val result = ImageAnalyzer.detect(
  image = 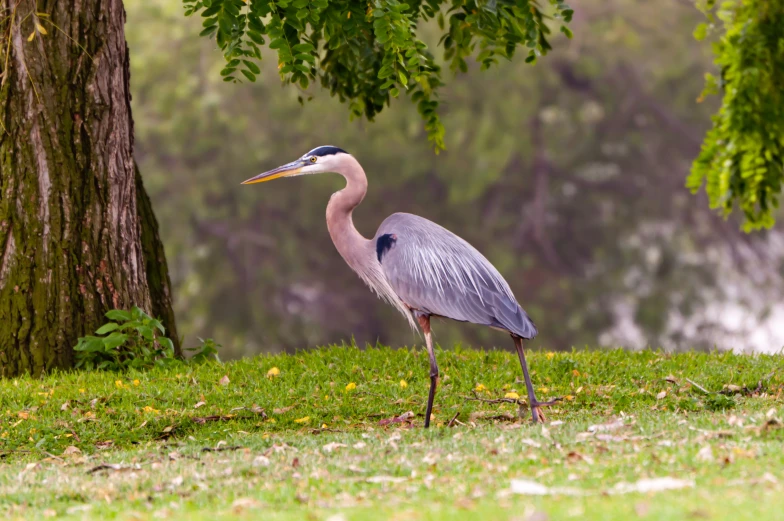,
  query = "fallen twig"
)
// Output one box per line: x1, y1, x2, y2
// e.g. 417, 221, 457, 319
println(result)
463, 391, 522, 405
192, 415, 235, 424
685, 378, 711, 395
87, 463, 140, 474
0, 450, 31, 459
463, 391, 563, 407
201, 445, 245, 453
379, 411, 415, 427
309, 427, 343, 434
